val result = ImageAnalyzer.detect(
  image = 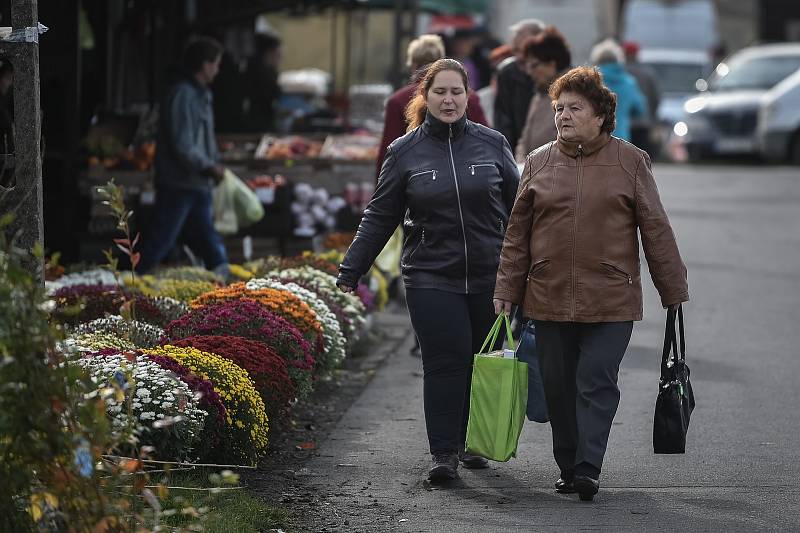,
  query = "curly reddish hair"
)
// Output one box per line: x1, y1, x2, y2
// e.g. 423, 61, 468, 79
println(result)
548, 66, 617, 135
